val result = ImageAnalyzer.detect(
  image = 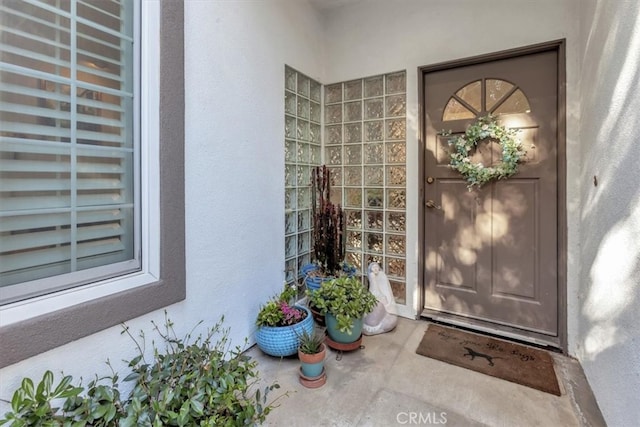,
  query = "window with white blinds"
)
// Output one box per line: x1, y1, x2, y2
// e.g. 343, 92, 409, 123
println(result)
0, 0, 139, 304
